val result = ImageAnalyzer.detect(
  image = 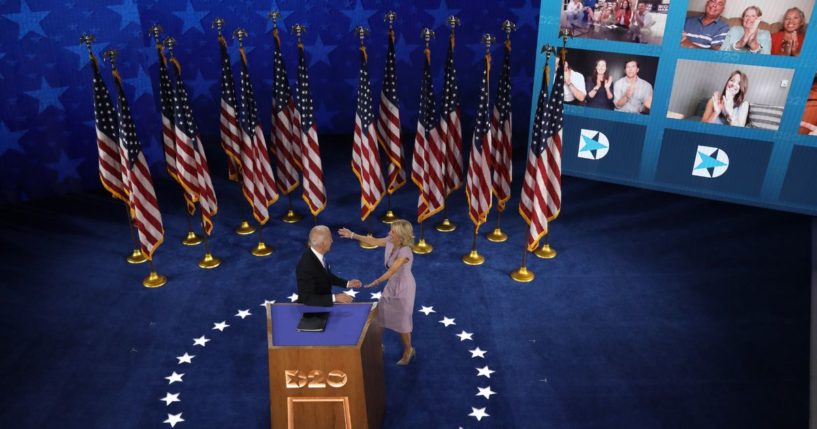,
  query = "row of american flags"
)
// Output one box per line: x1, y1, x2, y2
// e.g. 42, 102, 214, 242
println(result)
88, 20, 564, 263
